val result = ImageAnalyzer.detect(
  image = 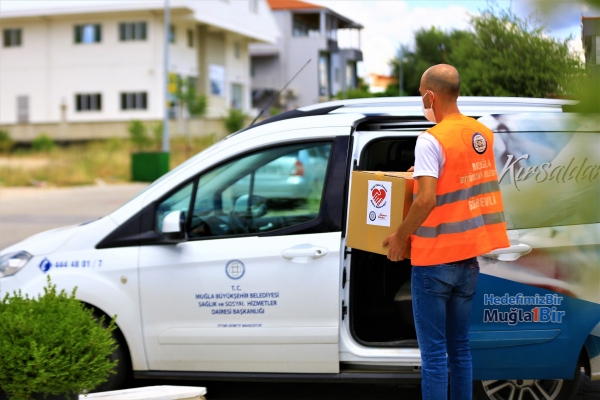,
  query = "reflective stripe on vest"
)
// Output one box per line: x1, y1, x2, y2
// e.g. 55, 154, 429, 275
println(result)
414, 211, 505, 239
413, 180, 500, 207
411, 114, 509, 266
